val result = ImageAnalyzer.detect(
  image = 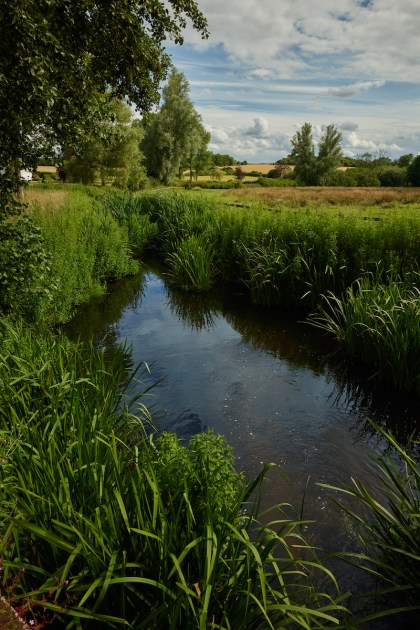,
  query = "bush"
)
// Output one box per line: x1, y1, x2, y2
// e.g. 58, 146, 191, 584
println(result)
257, 176, 298, 187
0, 196, 52, 321
407, 154, 420, 186
378, 167, 407, 187
322, 168, 381, 187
